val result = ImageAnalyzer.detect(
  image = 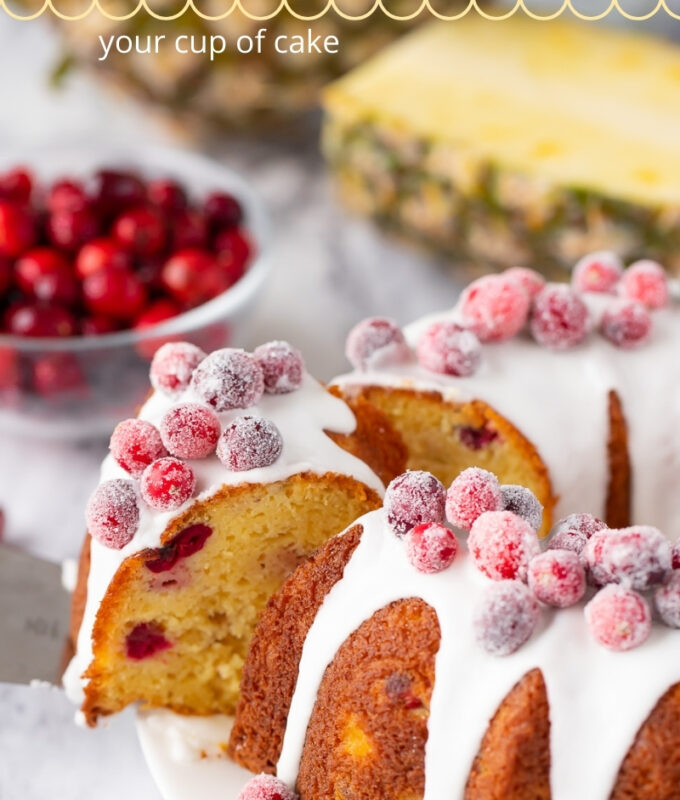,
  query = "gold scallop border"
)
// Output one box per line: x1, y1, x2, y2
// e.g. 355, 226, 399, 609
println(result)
1, 0, 678, 23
